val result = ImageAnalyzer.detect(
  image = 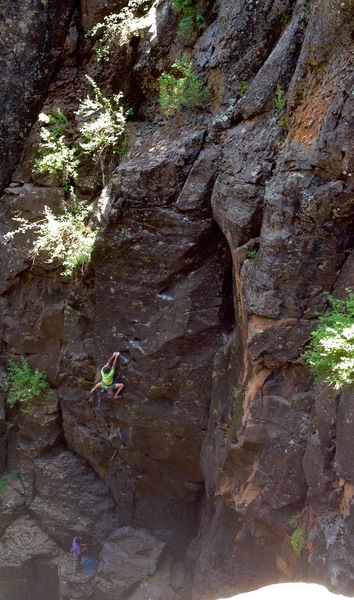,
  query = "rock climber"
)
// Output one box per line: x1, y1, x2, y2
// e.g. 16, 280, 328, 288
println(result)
90, 352, 124, 400
71, 536, 87, 575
